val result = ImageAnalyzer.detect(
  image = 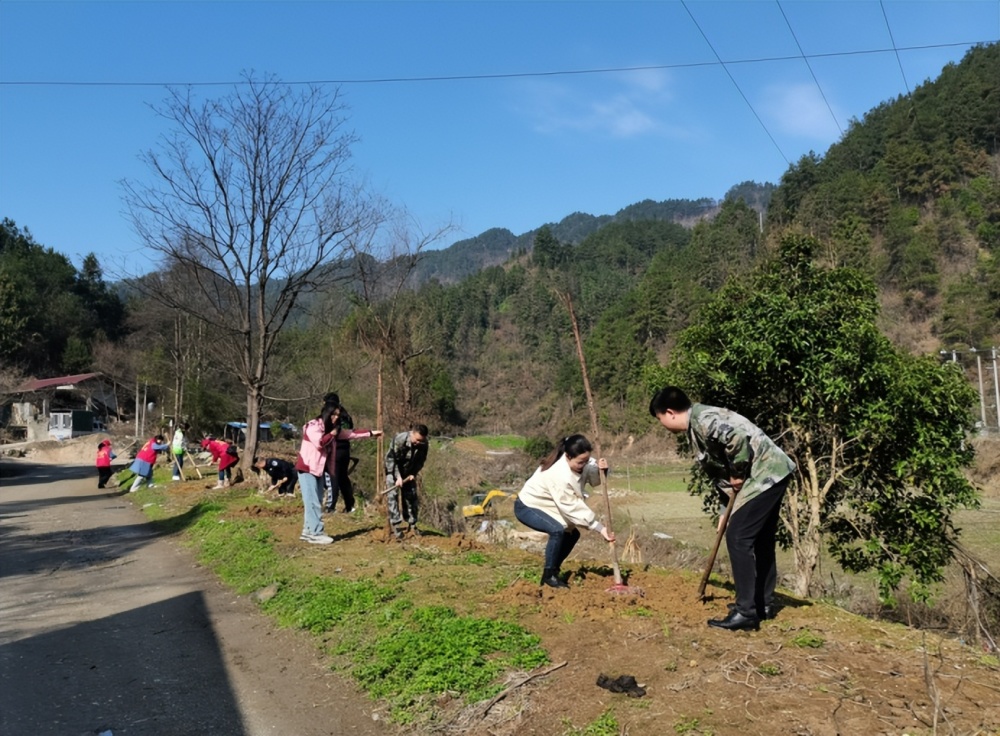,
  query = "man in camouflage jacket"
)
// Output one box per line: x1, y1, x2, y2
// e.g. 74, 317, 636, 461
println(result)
650, 386, 795, 631
384, 424, 429, 539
